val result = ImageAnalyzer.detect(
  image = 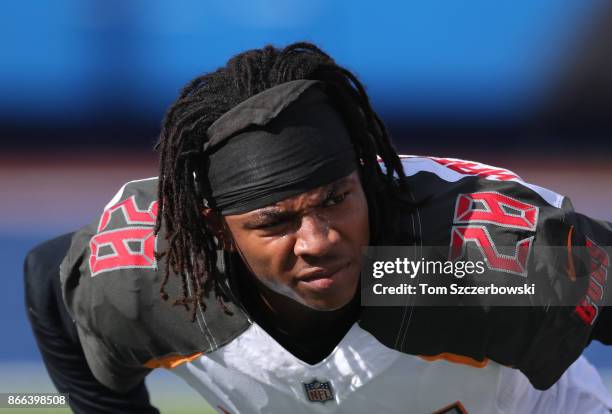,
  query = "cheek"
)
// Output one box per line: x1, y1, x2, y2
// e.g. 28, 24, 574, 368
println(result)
357, 198, 370, 243
234, 234, 296, 284
342, 190, 369, 246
